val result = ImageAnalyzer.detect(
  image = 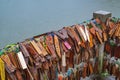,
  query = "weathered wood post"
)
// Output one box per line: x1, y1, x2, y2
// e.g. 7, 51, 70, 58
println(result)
93, 10, 112, 74
93, 10, 112, 22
